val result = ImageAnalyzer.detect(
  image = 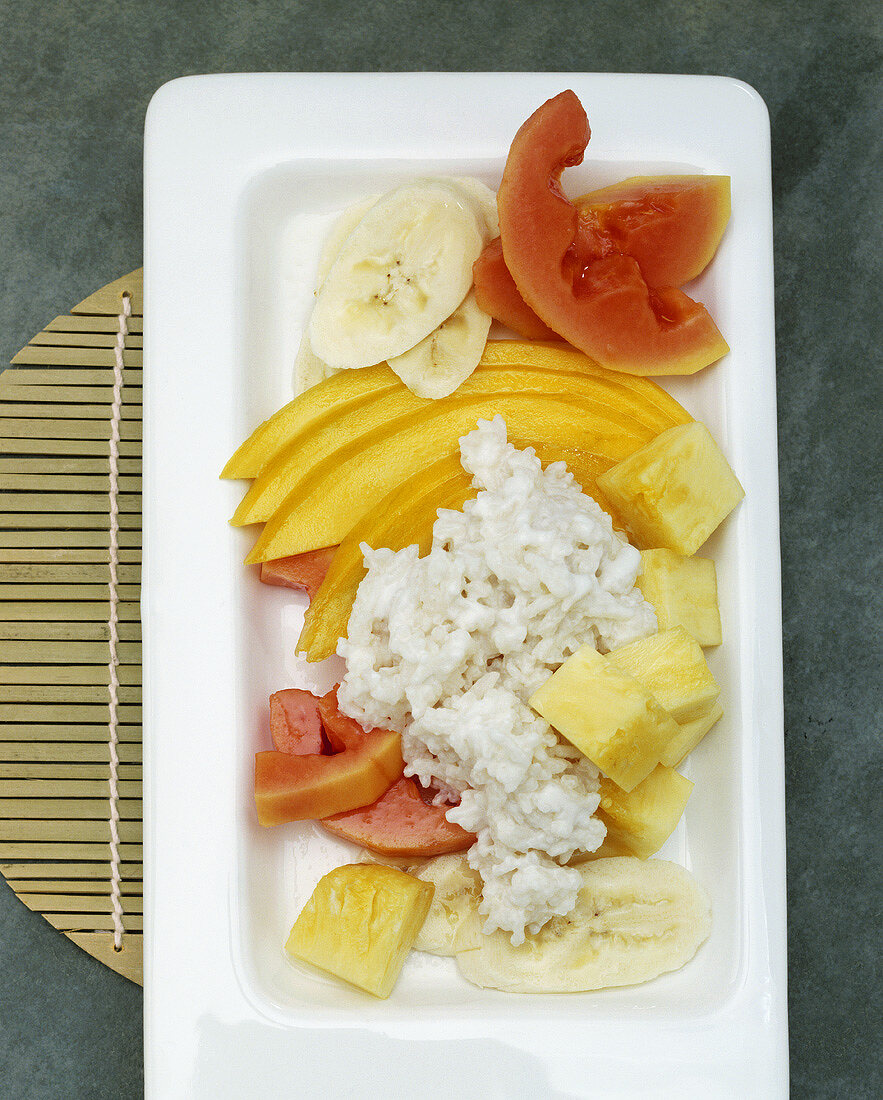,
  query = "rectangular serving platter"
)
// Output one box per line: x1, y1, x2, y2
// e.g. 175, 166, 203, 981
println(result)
143, 72, 787, 1097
